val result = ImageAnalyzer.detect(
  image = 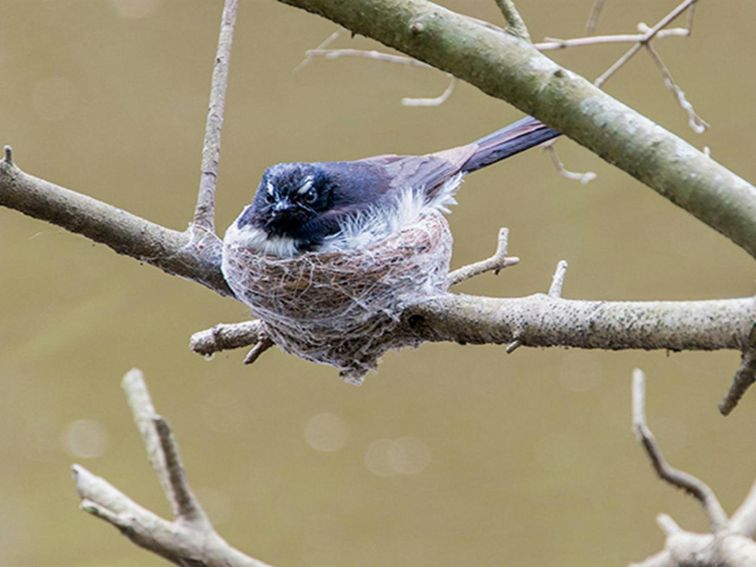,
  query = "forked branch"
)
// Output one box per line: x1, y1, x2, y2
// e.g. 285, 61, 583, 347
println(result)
630, 369, 756, 566
73, 369, 270, 567
447, 227, 519, 286
632, 369, 728, 532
